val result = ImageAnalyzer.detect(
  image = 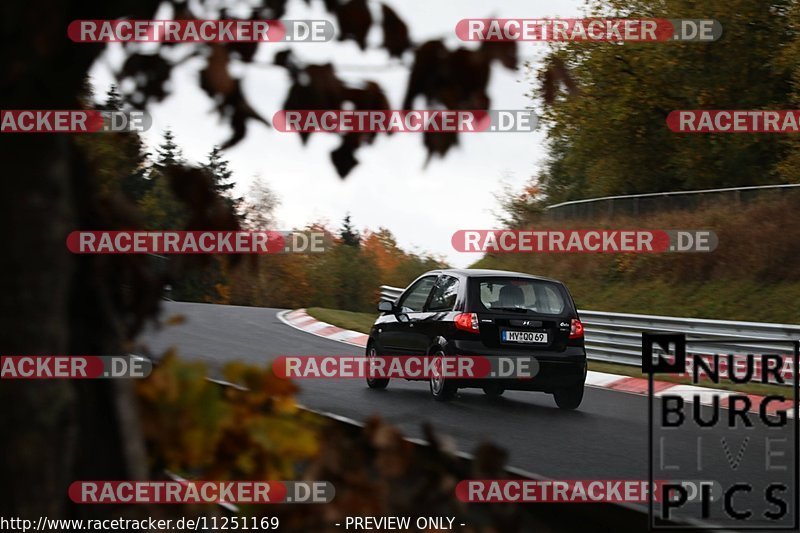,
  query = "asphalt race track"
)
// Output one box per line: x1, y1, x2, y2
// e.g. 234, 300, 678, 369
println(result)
138, 301, 797, 528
